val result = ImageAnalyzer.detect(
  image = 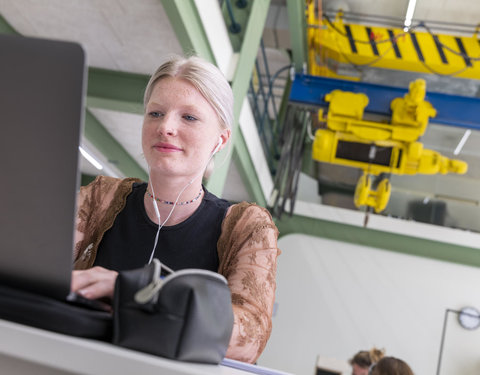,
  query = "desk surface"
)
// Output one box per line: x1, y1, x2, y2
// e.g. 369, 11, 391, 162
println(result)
0, 319, 291, 375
